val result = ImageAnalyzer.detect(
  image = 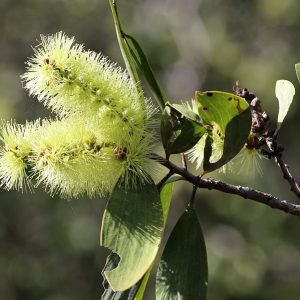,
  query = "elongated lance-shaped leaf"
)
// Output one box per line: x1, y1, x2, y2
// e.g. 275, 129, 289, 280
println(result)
108, 0, 143, 100
156, 207, 208, 300
159, 181, 175, 226
101, 181, 175, 298
195, 91, 251, 173
101, 182, 175, 298
275, 79, 295, 136
133, 267, 152, 300
109, 0, 167, 111
124, 33, 168, 110
134, 182, 175, 300
100, 178, 164, 292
